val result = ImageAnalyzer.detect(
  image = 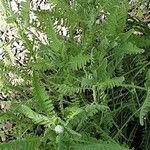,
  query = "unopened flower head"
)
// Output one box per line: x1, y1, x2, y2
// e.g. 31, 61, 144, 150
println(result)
54, 125, 64, 134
